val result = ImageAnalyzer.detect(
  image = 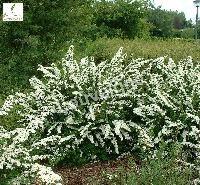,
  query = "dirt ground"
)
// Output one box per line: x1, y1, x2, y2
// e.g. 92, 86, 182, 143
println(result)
54, 156, 139, 185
